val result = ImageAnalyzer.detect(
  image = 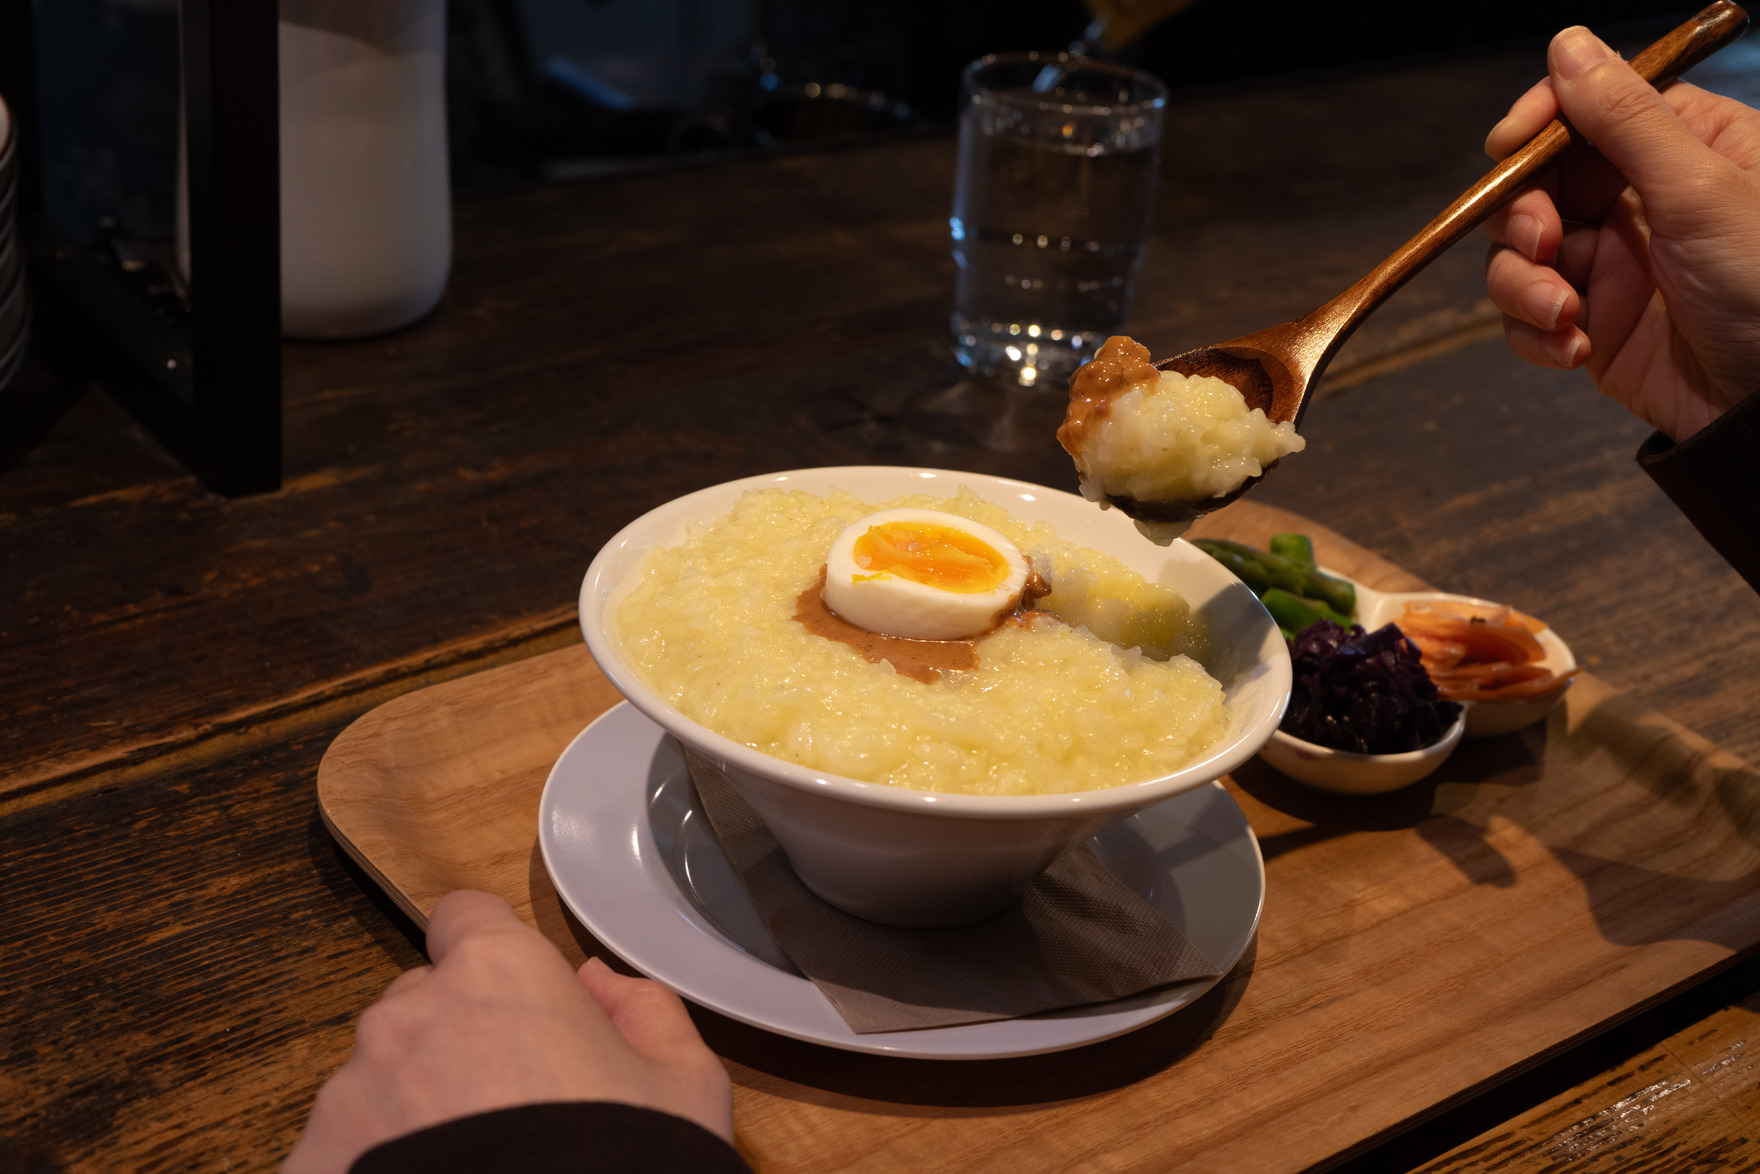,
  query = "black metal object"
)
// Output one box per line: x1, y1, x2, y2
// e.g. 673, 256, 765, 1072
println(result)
0, 0, 38, 225
0, 0, 282, 496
